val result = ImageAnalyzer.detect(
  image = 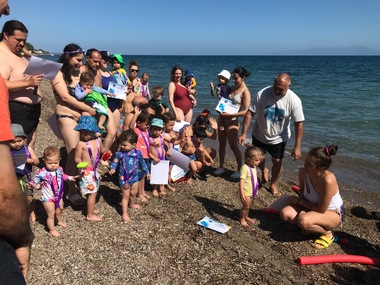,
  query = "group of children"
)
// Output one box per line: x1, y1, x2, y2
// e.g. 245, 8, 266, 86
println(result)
9, 63, 262, 237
